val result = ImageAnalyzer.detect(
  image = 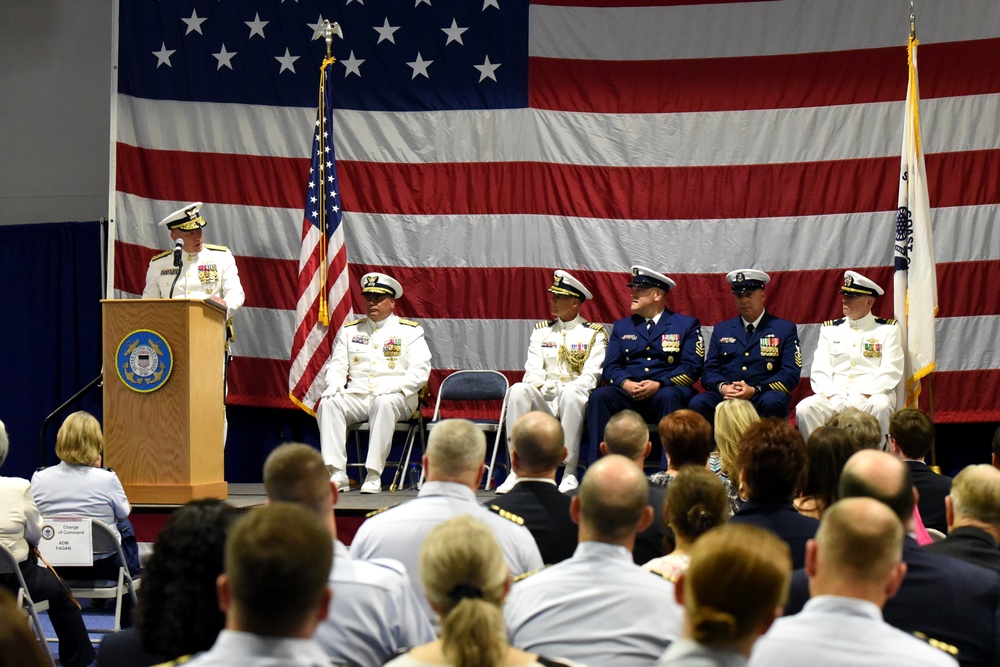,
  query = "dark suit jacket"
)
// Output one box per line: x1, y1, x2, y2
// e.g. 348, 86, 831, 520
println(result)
907, 461, 952, 533
487, 480, 577, 564
786, 536, 1000, 667
926, 525, 1000, 577
730, 500, 818, 569
565, 483, 668, 565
